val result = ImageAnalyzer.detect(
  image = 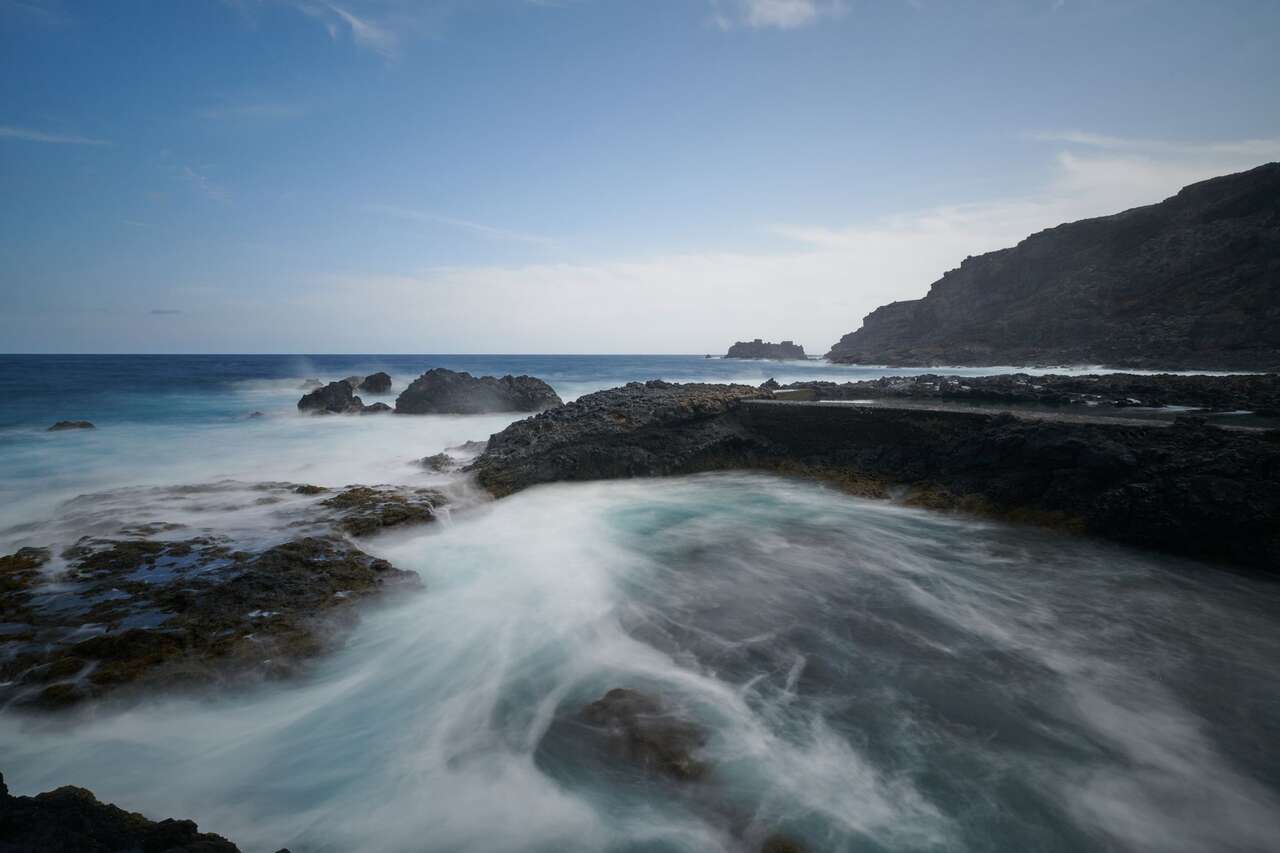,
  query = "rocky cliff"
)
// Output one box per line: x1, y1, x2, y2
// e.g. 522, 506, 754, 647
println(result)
826, 163, 1280, 369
